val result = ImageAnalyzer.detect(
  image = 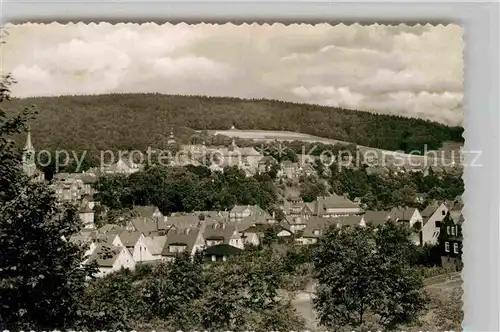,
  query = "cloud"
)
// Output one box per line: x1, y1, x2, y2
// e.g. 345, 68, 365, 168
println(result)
1, 22, 463, 125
